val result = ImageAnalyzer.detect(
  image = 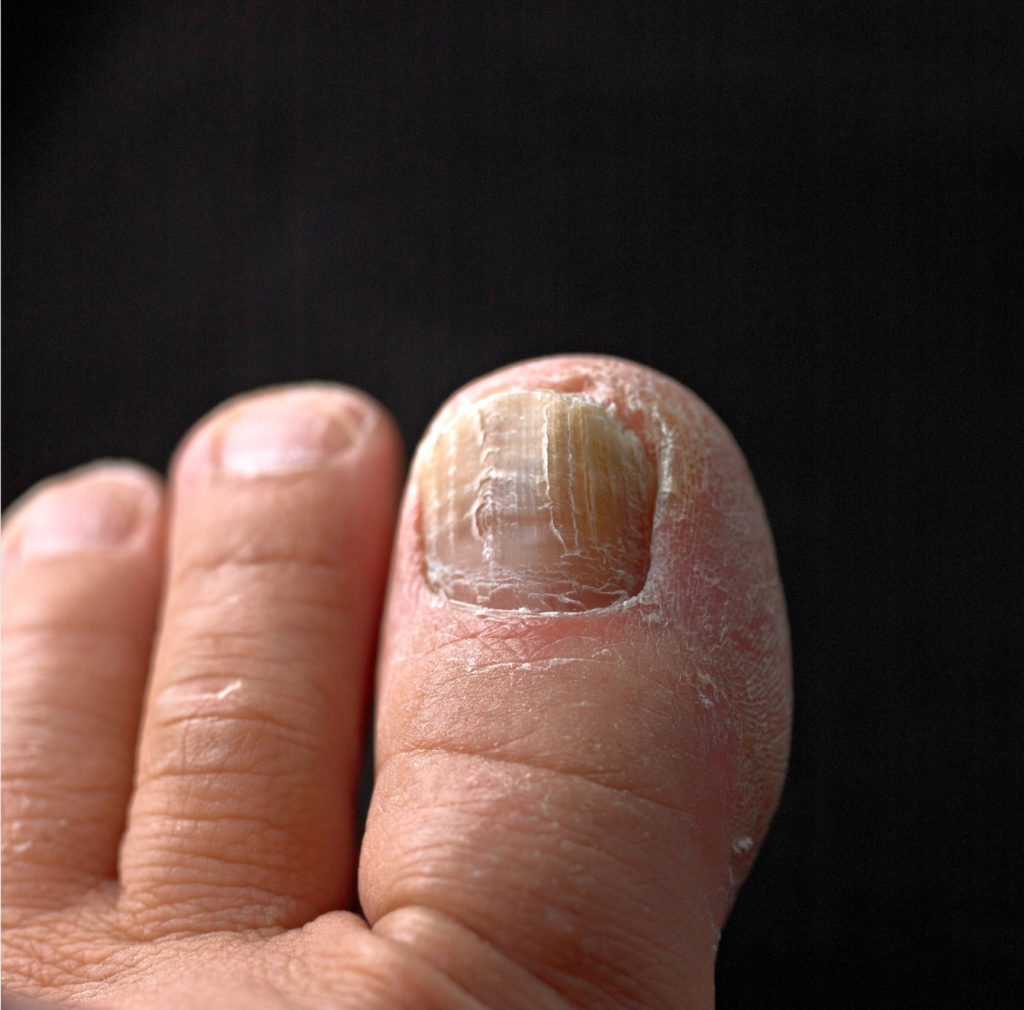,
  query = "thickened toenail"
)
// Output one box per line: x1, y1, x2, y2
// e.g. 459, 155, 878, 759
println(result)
10, 467, 152, 558
216, 392, 367, 477
417, 389, 656, 612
